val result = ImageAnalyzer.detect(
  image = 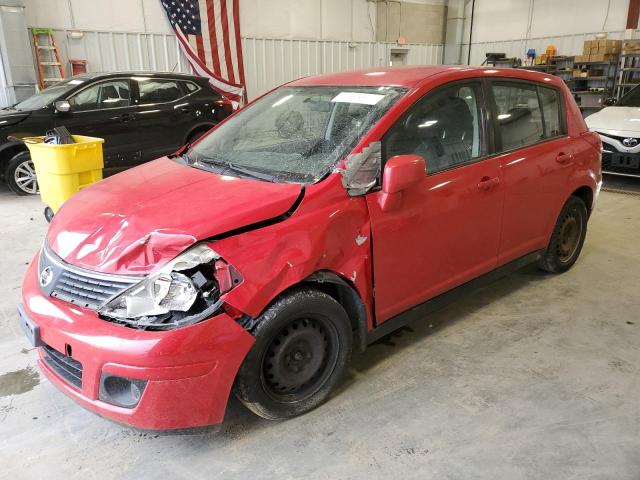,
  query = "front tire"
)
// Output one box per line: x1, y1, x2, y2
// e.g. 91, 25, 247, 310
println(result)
538, 195, 588, 273
5, 151, 38, 195
234, 288, 352, 420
